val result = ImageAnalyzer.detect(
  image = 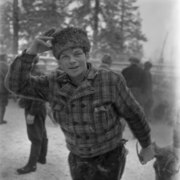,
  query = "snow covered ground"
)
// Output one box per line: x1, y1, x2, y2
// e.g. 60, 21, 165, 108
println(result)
0, 100, 179, 180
